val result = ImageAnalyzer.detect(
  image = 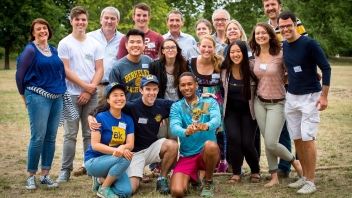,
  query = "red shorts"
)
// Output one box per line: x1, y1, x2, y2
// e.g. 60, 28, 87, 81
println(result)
173, 152, 220, 183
